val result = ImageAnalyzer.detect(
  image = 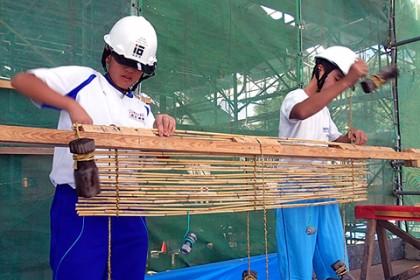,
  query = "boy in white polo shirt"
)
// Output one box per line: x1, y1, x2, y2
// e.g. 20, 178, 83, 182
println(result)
277, 46, 368, 279
11, 16, 175, 280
